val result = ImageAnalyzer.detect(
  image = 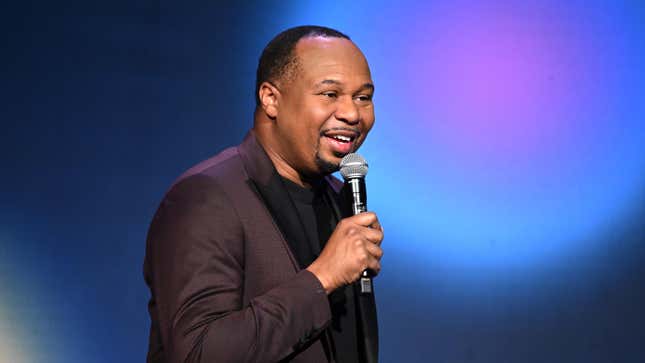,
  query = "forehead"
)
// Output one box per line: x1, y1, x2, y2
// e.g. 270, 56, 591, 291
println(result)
293, 36, 372, 86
